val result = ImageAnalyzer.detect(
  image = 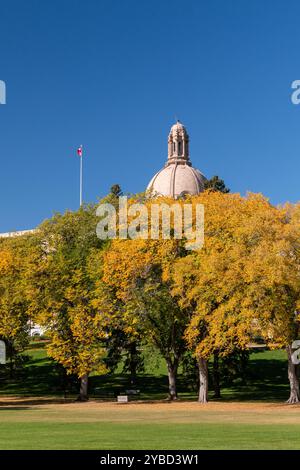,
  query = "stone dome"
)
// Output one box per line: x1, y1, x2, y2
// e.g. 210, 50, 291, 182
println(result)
146, 120, 206, 198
